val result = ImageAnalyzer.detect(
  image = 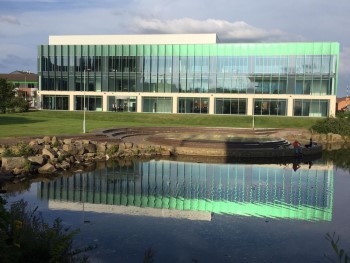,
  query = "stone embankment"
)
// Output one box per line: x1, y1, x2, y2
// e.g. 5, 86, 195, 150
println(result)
0, 136, 174, 177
